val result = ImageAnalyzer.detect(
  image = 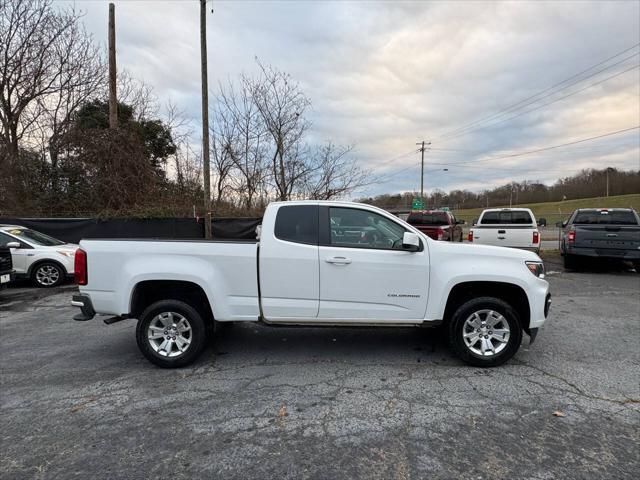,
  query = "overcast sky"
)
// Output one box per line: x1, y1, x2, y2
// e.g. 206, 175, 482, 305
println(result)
68, 0, 639, 197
